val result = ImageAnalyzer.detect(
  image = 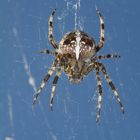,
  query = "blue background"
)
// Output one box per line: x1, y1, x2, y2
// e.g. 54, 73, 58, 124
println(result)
1, 0, 140, 140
